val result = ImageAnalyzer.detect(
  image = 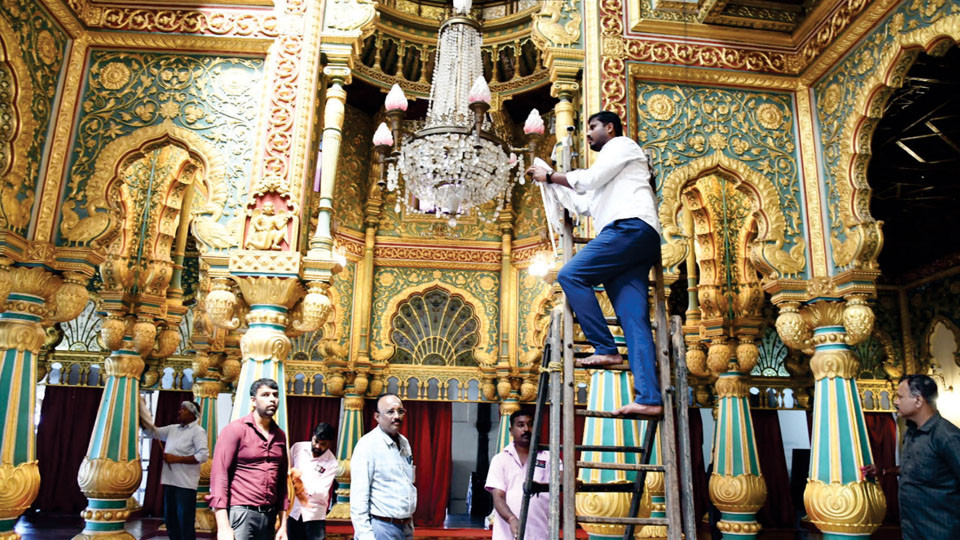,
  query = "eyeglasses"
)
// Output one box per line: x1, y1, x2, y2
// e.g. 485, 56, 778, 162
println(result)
380, 408, 407, 417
